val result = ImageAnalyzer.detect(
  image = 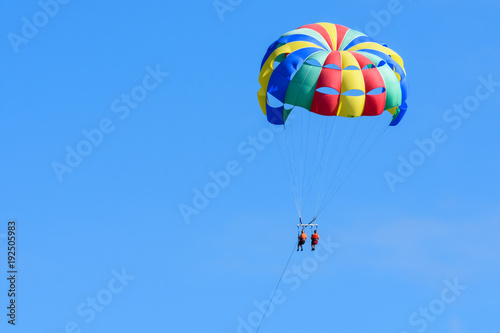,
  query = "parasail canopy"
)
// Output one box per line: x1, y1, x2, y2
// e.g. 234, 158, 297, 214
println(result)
258, 22, 408, 126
